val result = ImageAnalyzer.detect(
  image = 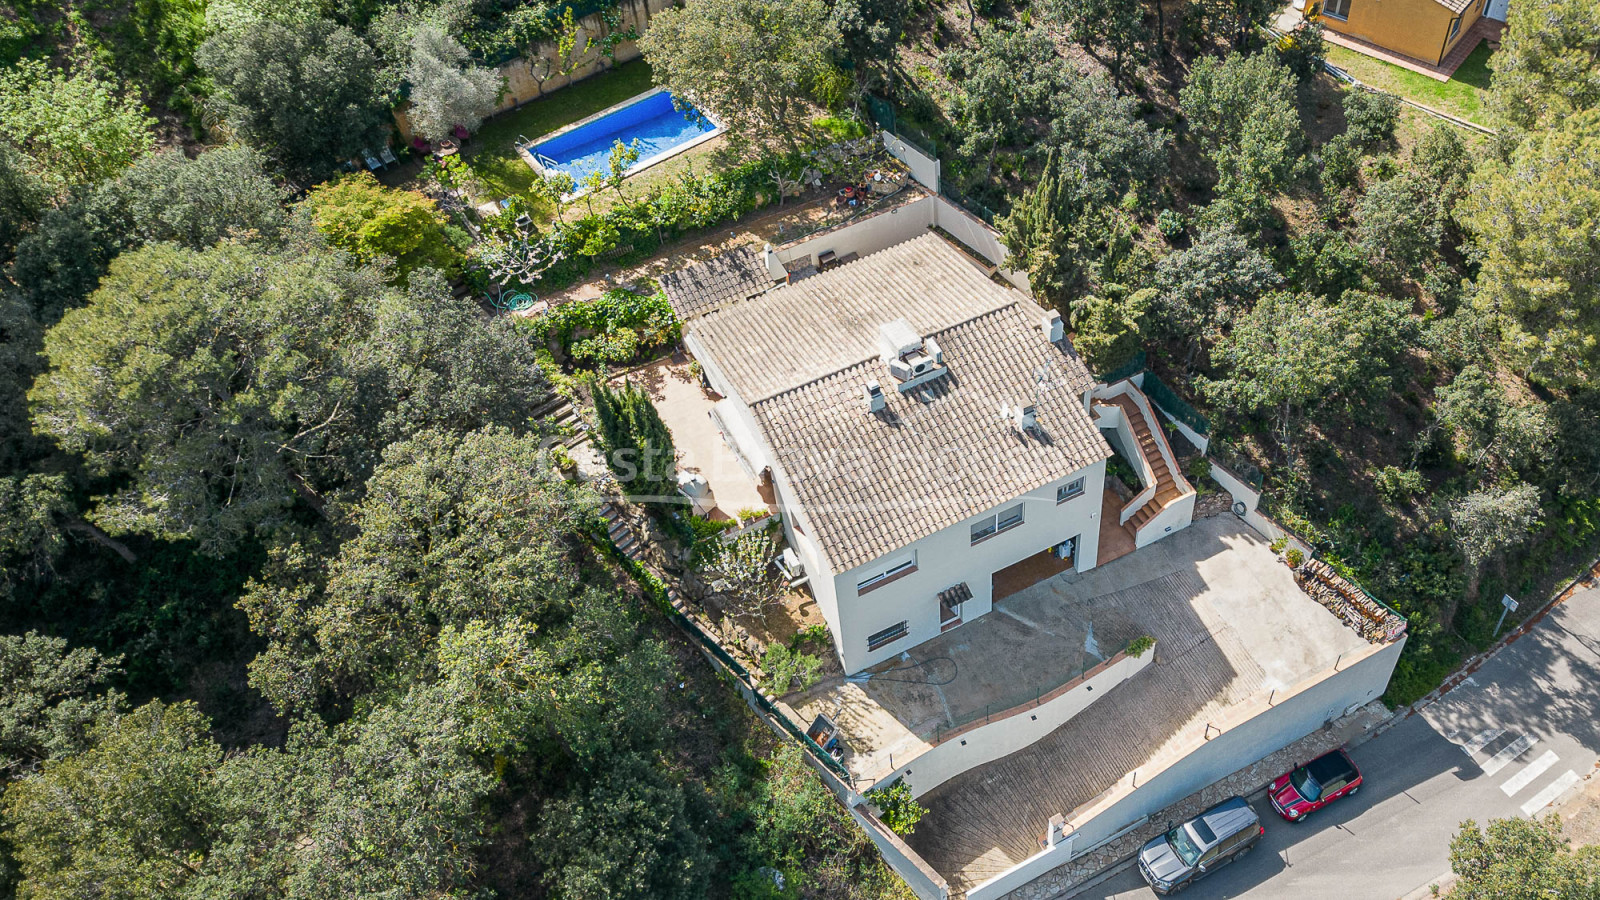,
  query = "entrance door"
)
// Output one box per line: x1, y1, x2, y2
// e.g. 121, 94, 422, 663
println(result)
1485, 0, 1507, 21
